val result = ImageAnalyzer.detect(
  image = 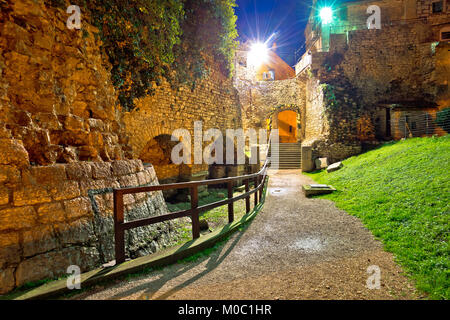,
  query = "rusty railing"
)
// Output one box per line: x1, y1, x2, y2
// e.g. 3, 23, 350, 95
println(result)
113, 159, 271, 264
